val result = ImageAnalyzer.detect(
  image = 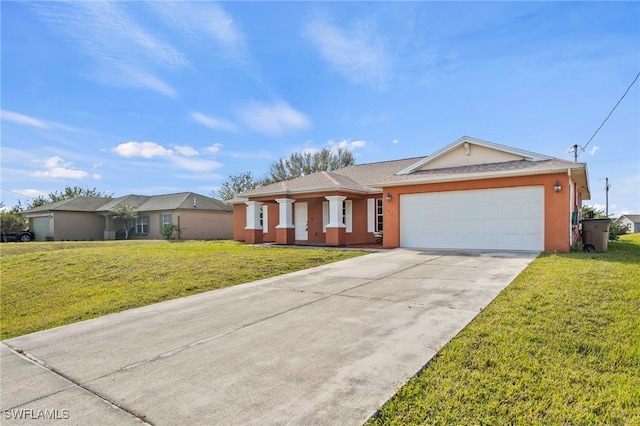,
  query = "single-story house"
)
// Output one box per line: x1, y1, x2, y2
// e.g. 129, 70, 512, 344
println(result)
230, 136, 590, 252
614, 214, 640, 233
22, 192, 233, 241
